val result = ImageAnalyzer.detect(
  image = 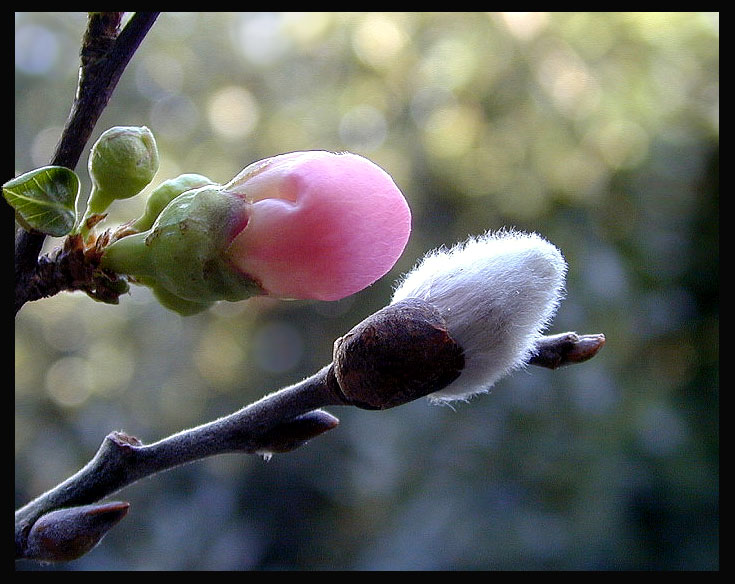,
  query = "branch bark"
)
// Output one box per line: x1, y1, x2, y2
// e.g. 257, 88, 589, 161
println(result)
14, 12, 160, 315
